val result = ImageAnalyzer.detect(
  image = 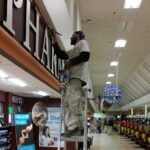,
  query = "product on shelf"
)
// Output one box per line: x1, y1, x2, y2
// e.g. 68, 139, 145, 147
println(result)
0, 126, 16, 150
